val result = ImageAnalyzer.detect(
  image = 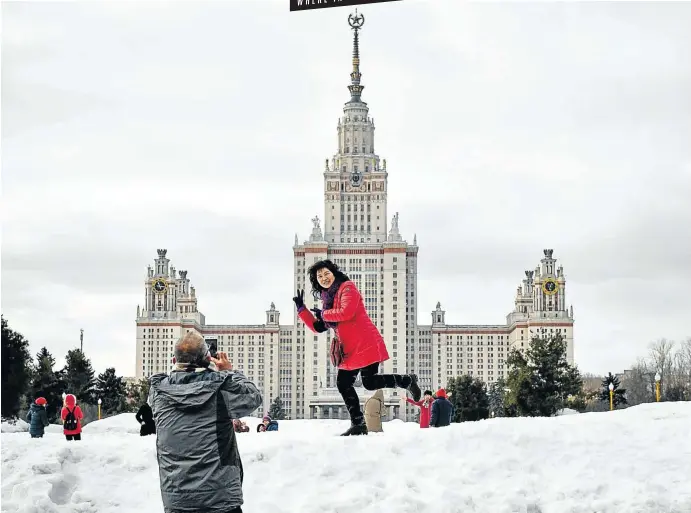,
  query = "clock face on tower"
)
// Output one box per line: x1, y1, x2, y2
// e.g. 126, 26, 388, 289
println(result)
542, 278, 558, 296
153, 278, 167, 293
